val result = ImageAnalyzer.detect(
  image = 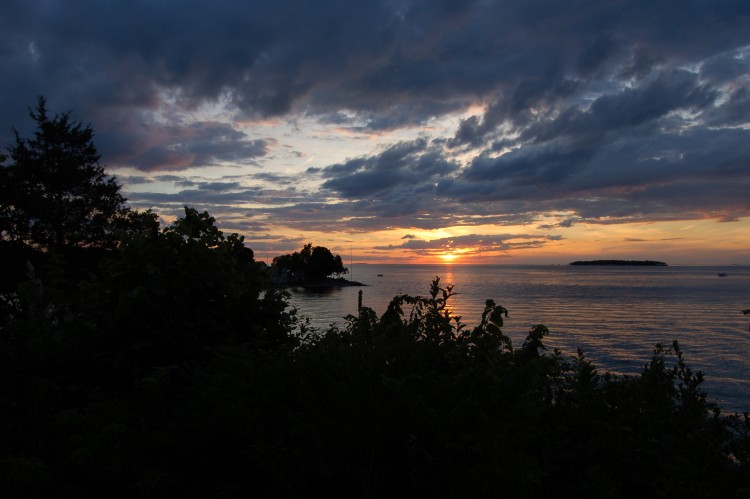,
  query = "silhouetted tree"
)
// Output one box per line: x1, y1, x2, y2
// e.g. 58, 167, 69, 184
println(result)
272, 243, 347, 281
1, 96, 127, 250
308, 245, 347, 280
75, 206, 292, 358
